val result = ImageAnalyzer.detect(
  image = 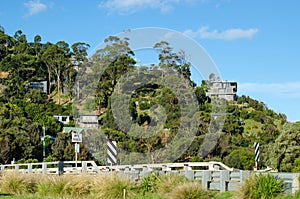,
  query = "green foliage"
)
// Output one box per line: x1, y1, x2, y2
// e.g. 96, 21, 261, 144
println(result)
236, 173, 285, 199
194, 85, 209, 105
139, 173, 211, 199
93, 175, 136, 199
190, 156, 203, 162
224, 149, 254, 170
0, 28, 89, 163
279, 191, 300, 199
43, 156, 58, 162
266, 123, 300, 172
0, 27, 294, 170
292, 157, 300, 172
130, 193, 166, 199
16, 158, 38, 169
138, 173, 160, 195
213, 191, 234, 199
